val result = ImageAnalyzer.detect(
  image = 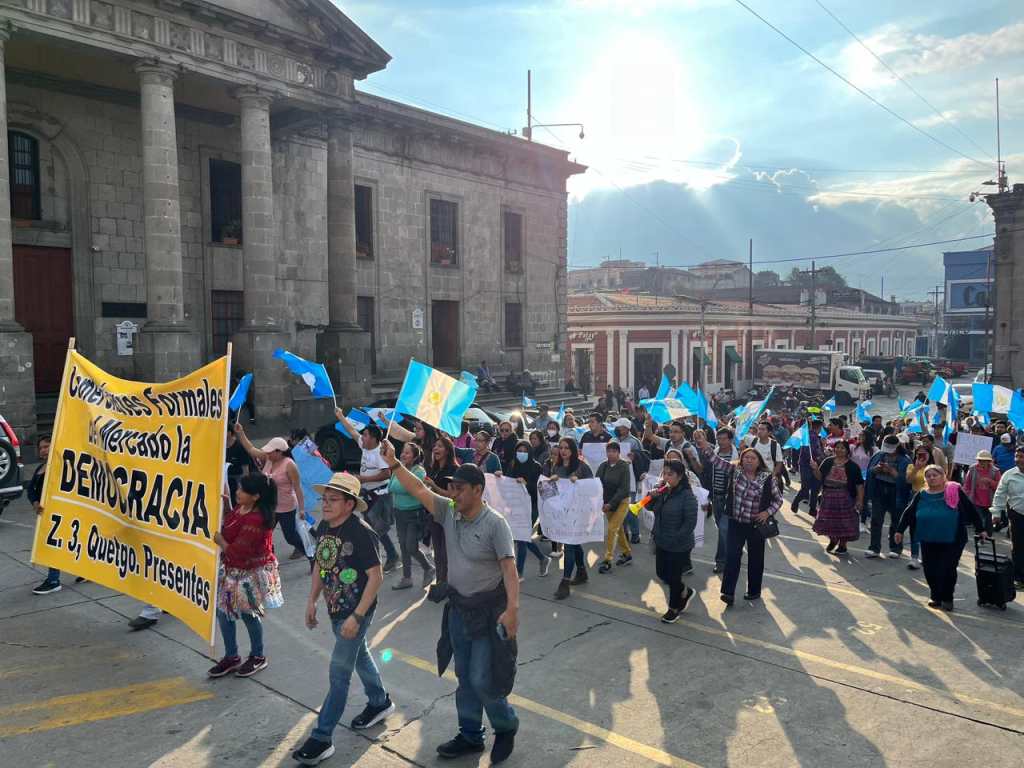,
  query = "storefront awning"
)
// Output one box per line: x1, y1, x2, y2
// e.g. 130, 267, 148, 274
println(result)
726, 347, 743, 365
693, 349, 711, 366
